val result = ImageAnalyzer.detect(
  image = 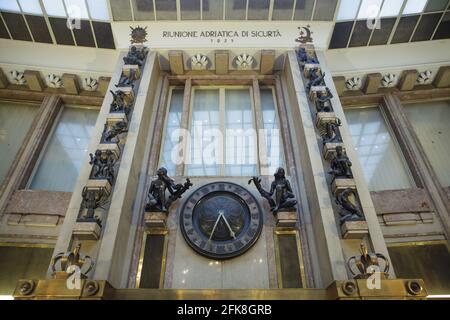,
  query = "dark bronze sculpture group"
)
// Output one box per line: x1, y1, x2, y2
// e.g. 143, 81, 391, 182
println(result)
145, 167, 192, 213
78, 42, 148, 224
298, 47, 365, 225
249, 168, 297, 214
